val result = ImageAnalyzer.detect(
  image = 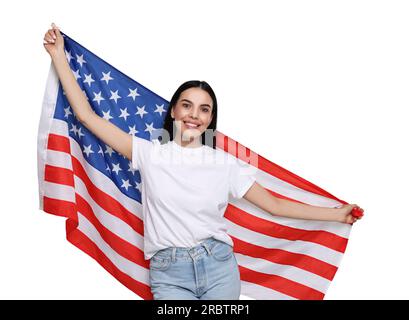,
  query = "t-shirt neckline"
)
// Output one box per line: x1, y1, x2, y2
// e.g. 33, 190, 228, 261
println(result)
170, 140, 206, 153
